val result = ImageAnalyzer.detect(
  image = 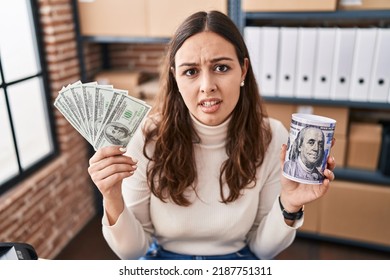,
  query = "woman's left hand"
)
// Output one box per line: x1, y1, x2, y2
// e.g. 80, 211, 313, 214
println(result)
279, 139, 336, 213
